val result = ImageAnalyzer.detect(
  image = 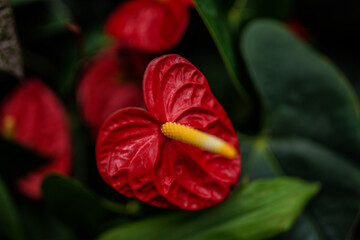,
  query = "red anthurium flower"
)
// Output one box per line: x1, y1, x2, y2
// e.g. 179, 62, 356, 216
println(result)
0, 79, 72, 199
181, 0, 194, 7
105, 0, 189, 53
96, 54, 241, 210
77, 45, 150, 135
